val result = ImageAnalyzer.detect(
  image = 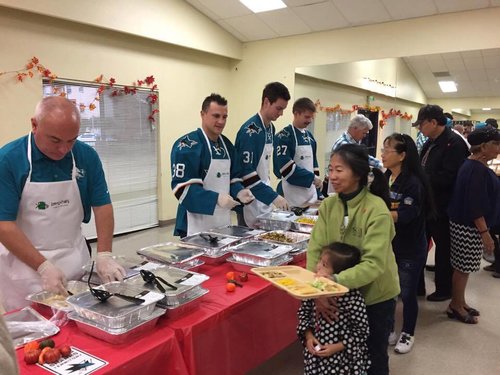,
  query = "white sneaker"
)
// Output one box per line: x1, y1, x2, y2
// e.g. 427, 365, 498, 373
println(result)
394, 332, 414, 354
388, 331, 398, 346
